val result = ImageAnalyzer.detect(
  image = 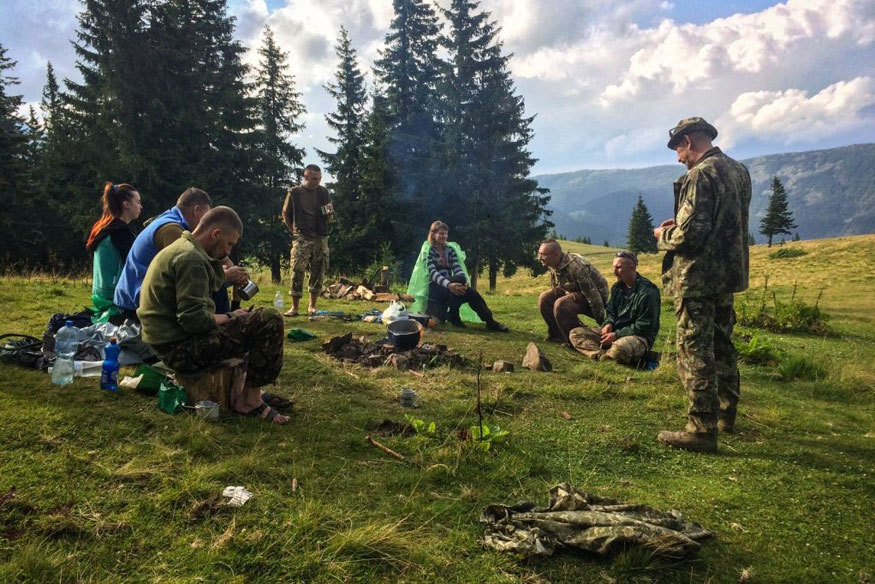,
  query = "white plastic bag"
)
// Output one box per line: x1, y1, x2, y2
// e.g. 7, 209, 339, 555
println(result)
382, 300, 409, 325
